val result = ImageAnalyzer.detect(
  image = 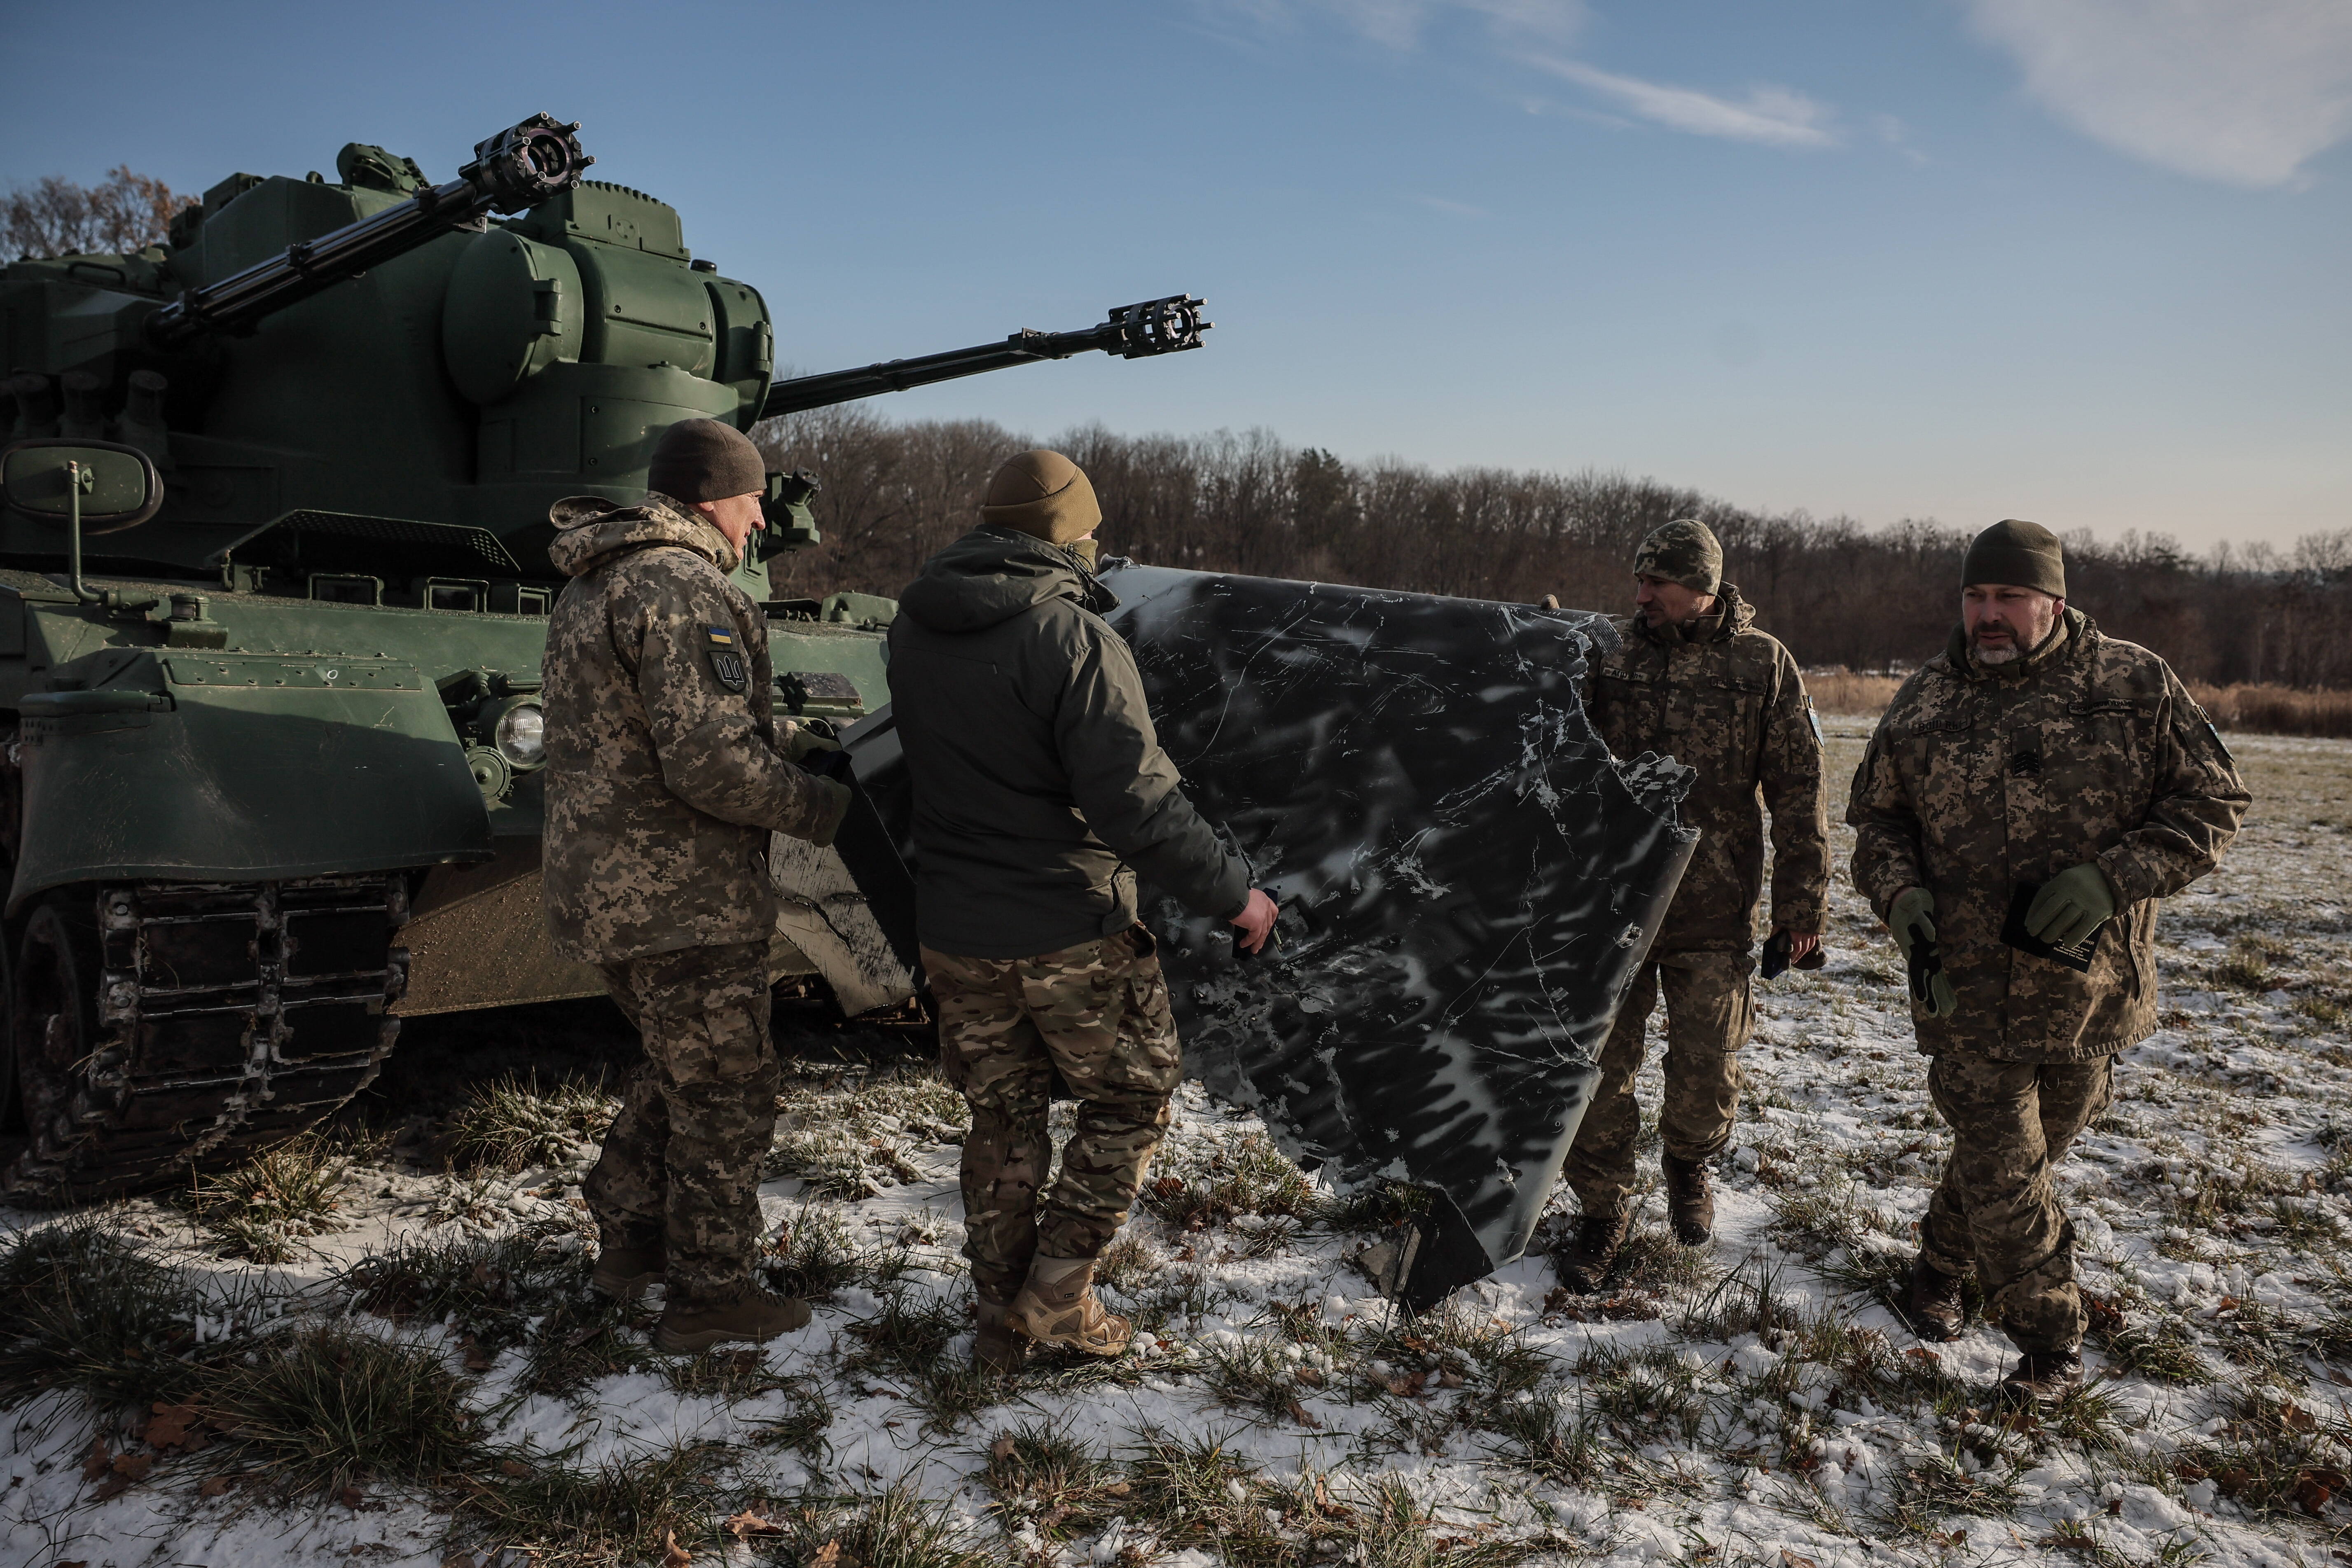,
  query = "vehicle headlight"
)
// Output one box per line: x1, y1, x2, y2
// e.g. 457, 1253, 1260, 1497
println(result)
493, 702, 545, 767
